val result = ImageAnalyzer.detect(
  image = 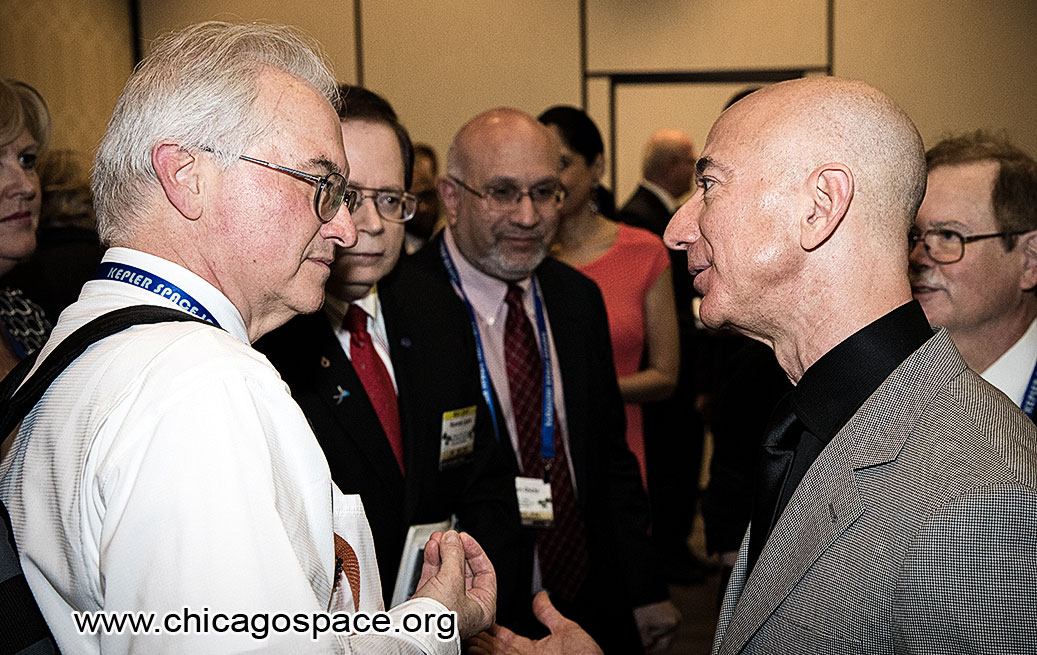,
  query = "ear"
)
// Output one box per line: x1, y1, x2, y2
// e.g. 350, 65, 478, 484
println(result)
152, 142, 206, 220
437, 176, 460, 226
1019, 230, 1037, 291
800, 163, 854, 251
